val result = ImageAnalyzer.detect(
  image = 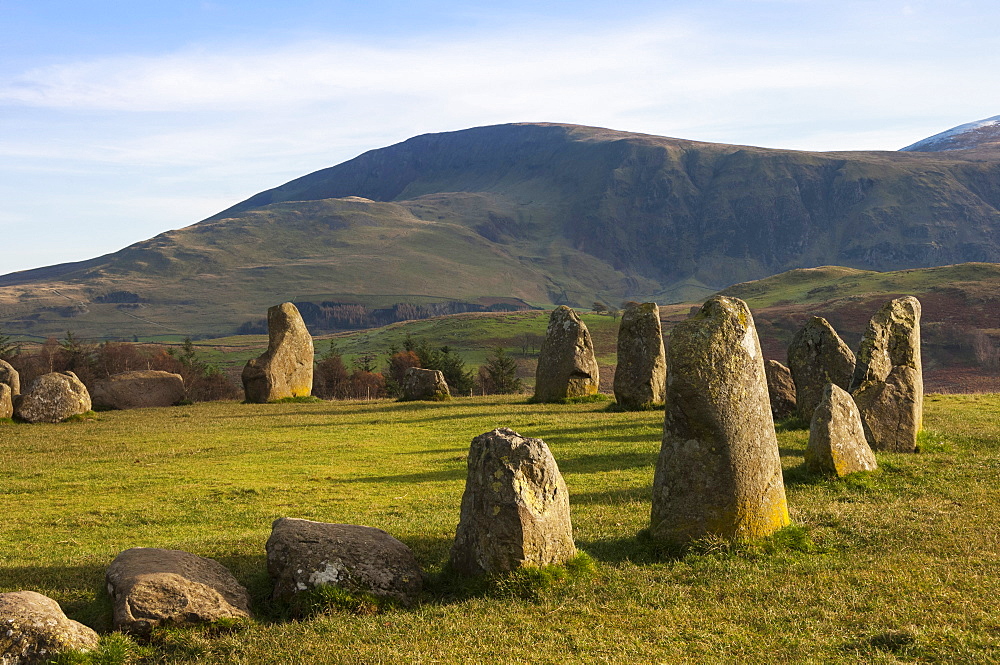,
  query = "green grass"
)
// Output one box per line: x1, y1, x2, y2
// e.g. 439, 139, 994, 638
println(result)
3, 394, 1000, 663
